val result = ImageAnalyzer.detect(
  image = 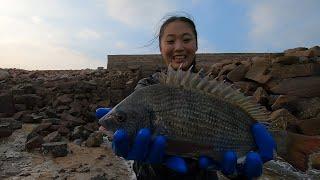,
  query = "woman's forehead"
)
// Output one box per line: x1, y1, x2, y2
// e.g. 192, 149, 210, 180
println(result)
162, 21, 195, 37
